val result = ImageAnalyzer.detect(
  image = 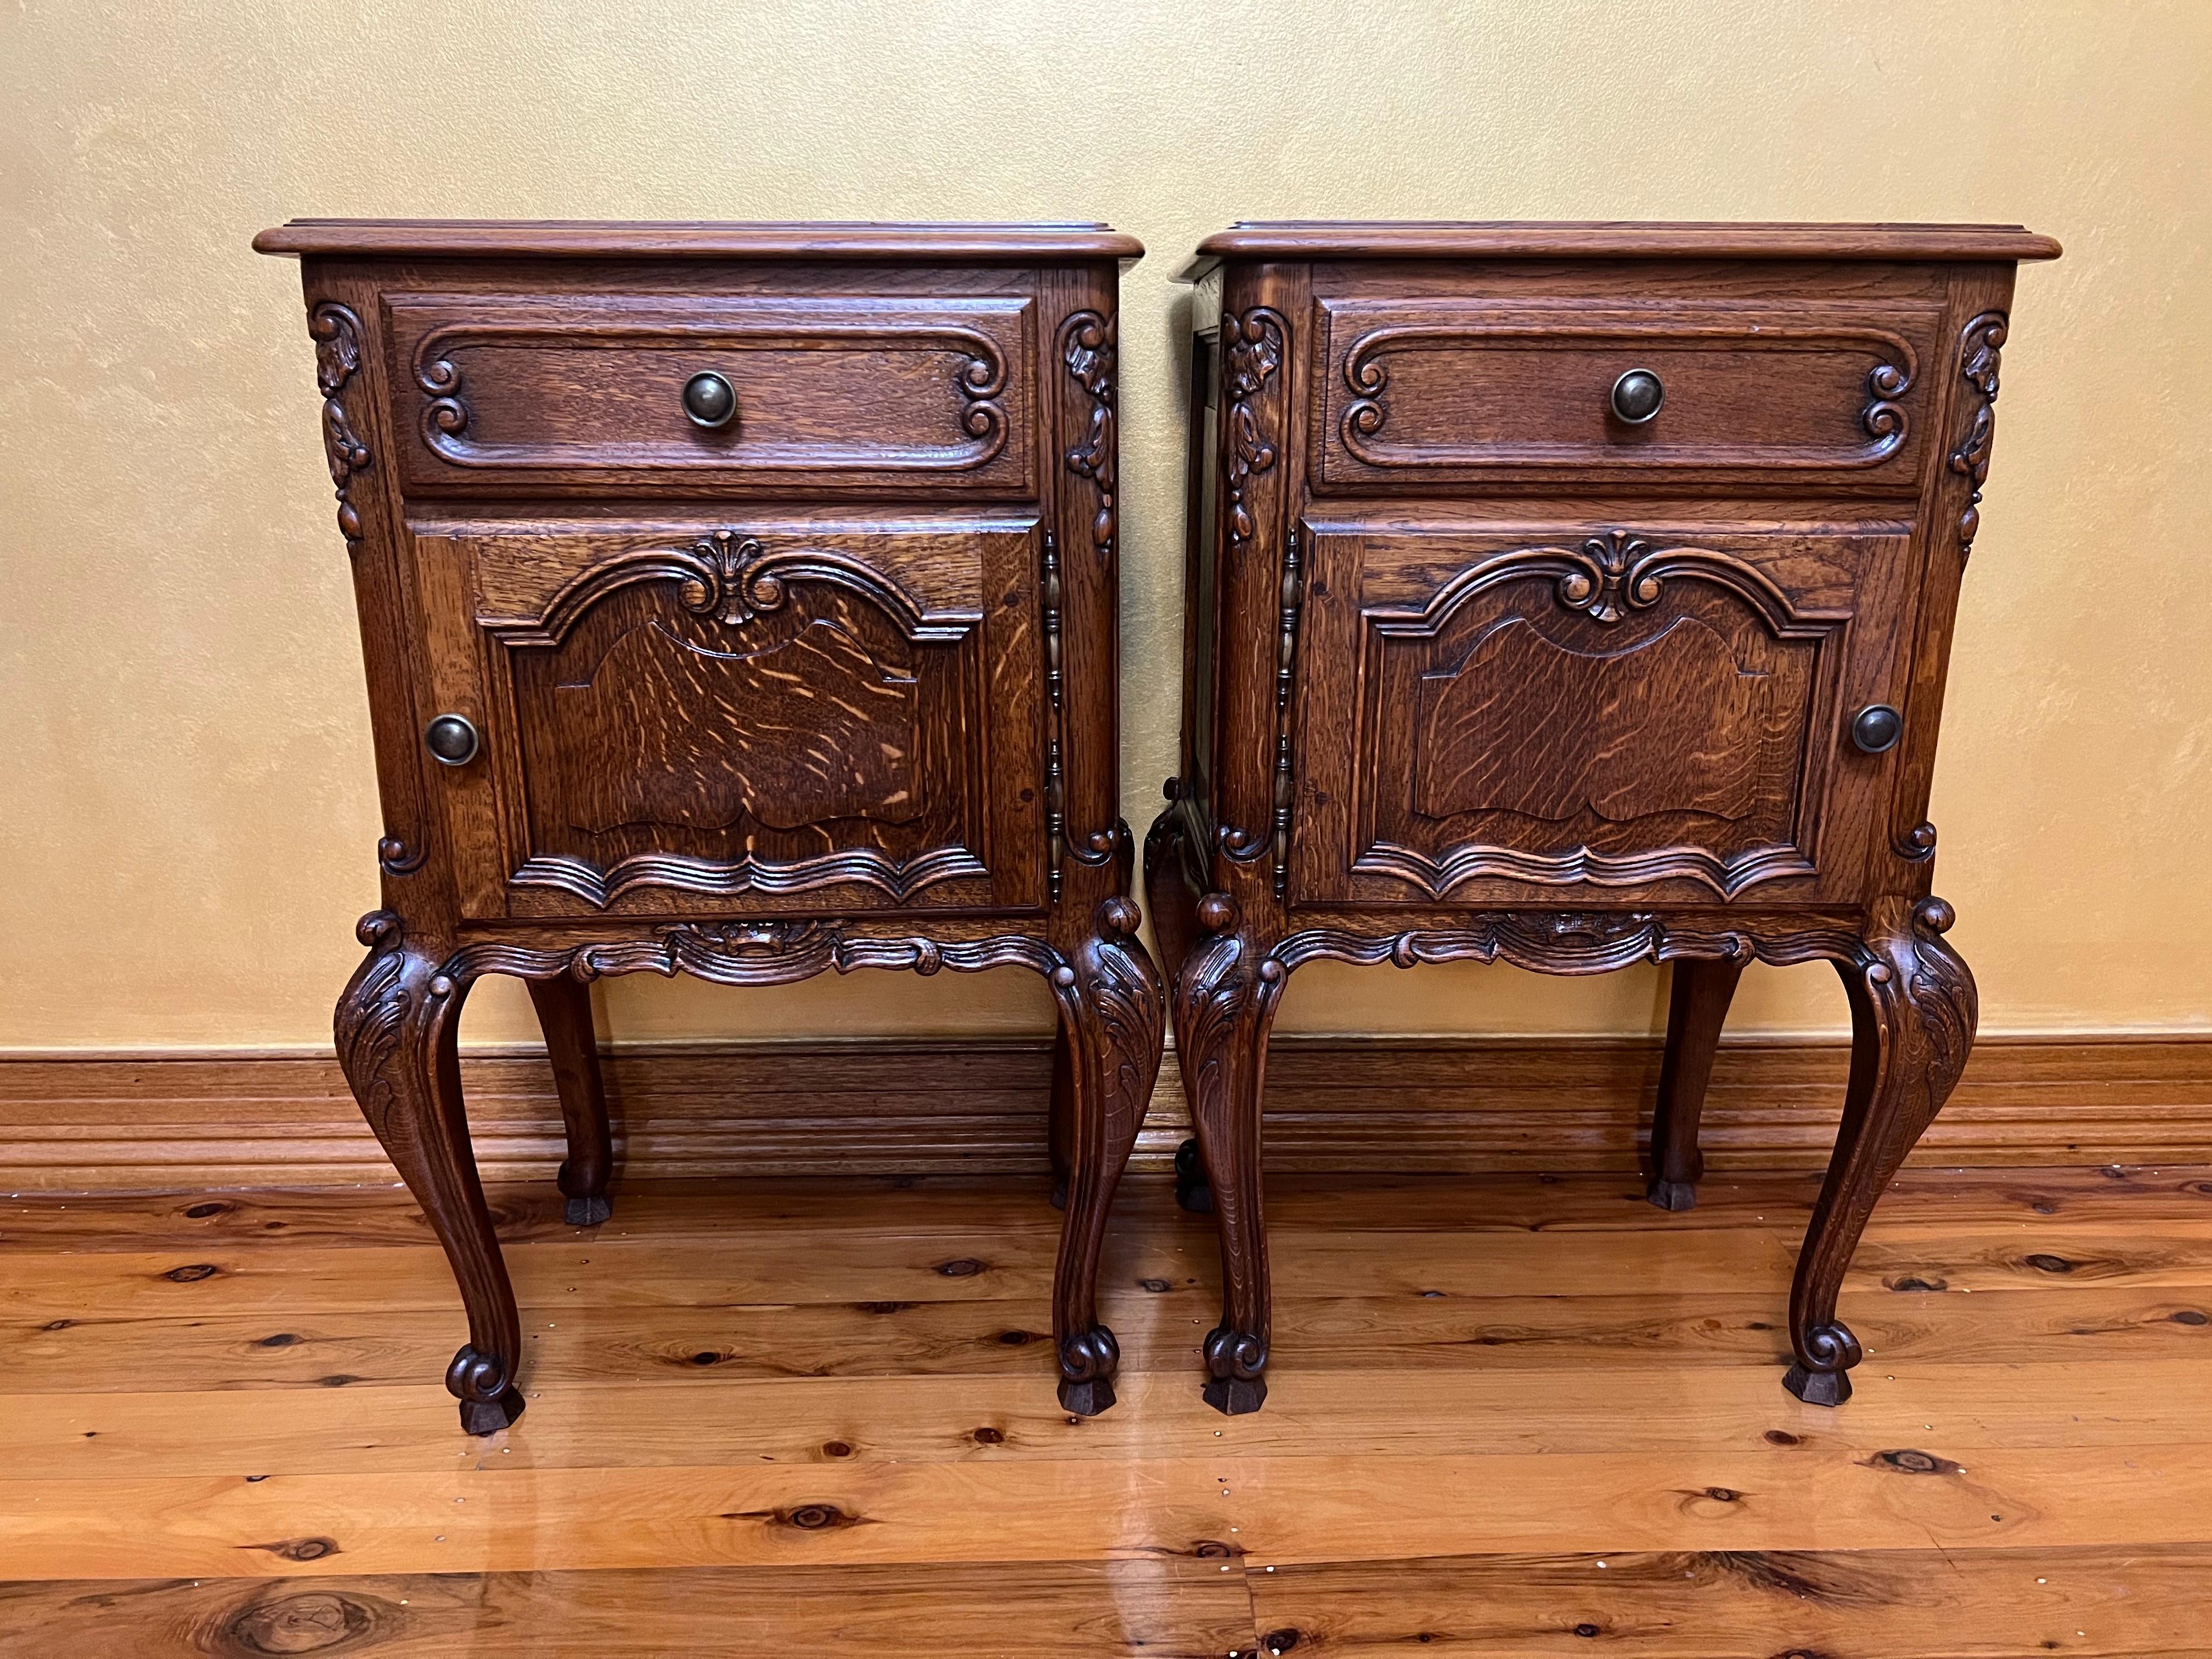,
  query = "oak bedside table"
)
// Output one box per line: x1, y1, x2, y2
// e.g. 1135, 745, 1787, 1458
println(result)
1146, 221, 2060, 1413
257, 220, 1164, 1431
